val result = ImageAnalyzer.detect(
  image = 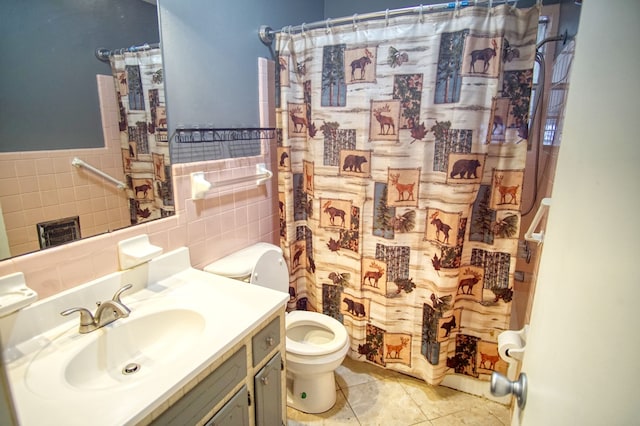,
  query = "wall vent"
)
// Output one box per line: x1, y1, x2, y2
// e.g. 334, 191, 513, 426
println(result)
37, 216, 81, 249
